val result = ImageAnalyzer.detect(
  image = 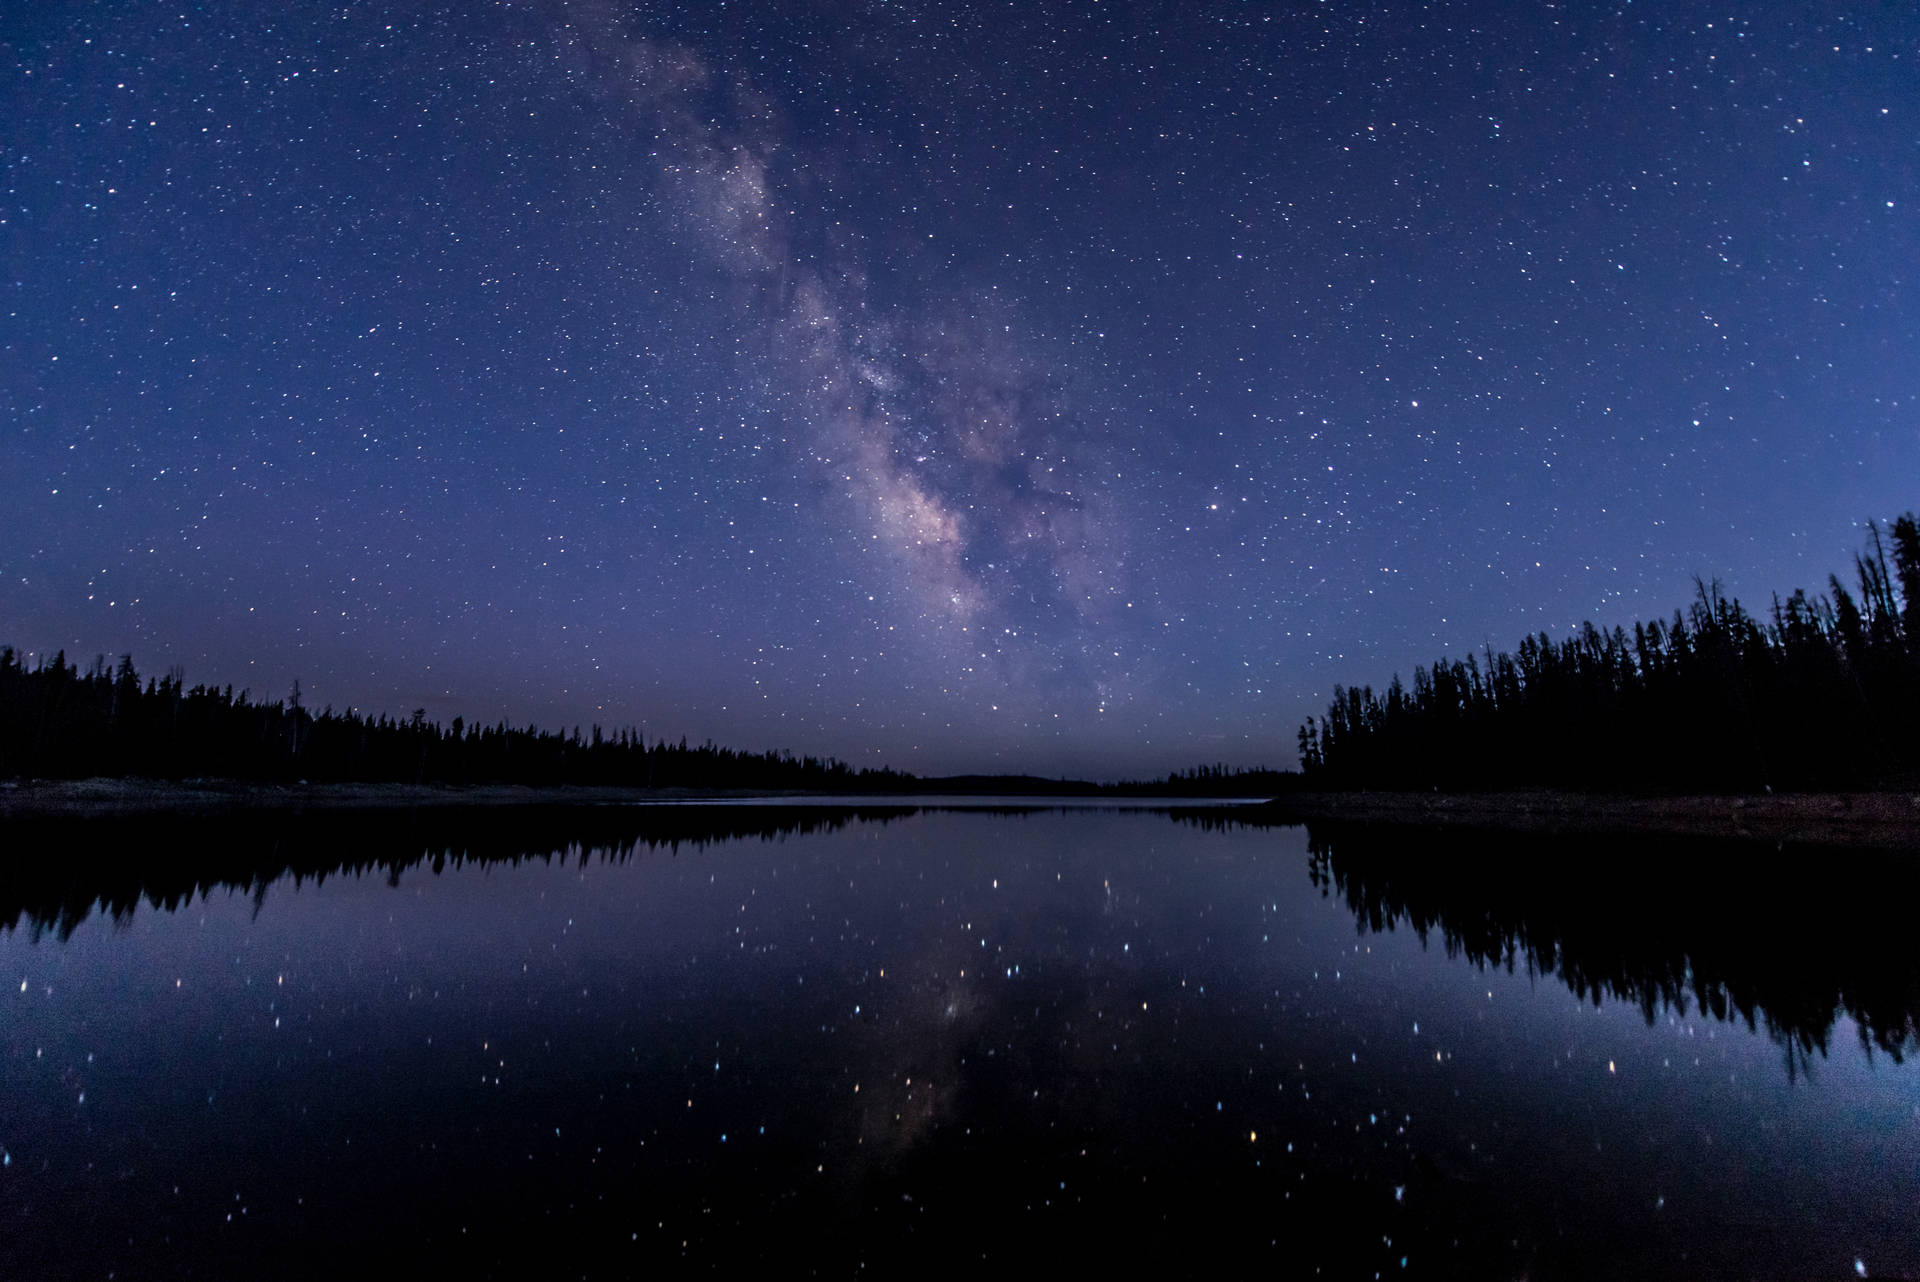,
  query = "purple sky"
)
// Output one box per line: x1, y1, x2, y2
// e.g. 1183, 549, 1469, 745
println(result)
6, 0, 1916, 777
